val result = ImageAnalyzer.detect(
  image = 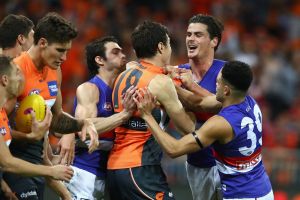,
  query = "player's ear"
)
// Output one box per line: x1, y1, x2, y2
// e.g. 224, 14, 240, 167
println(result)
157, 42, 164, 54
0, 74, 9, 87
210, 37, 218, 49
17, 34, 25, 45
95, 56, 104, 66
38, 38, 48, 48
